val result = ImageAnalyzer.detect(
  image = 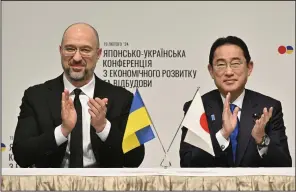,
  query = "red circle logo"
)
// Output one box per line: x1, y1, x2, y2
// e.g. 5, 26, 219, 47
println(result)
200, 113, 209, 133
278, 46, 286, 54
